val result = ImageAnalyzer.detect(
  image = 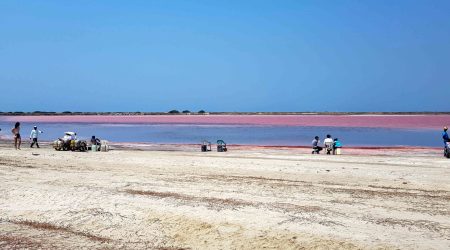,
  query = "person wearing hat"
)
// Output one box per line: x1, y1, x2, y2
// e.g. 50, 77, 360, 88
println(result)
30, 126, 43, 148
